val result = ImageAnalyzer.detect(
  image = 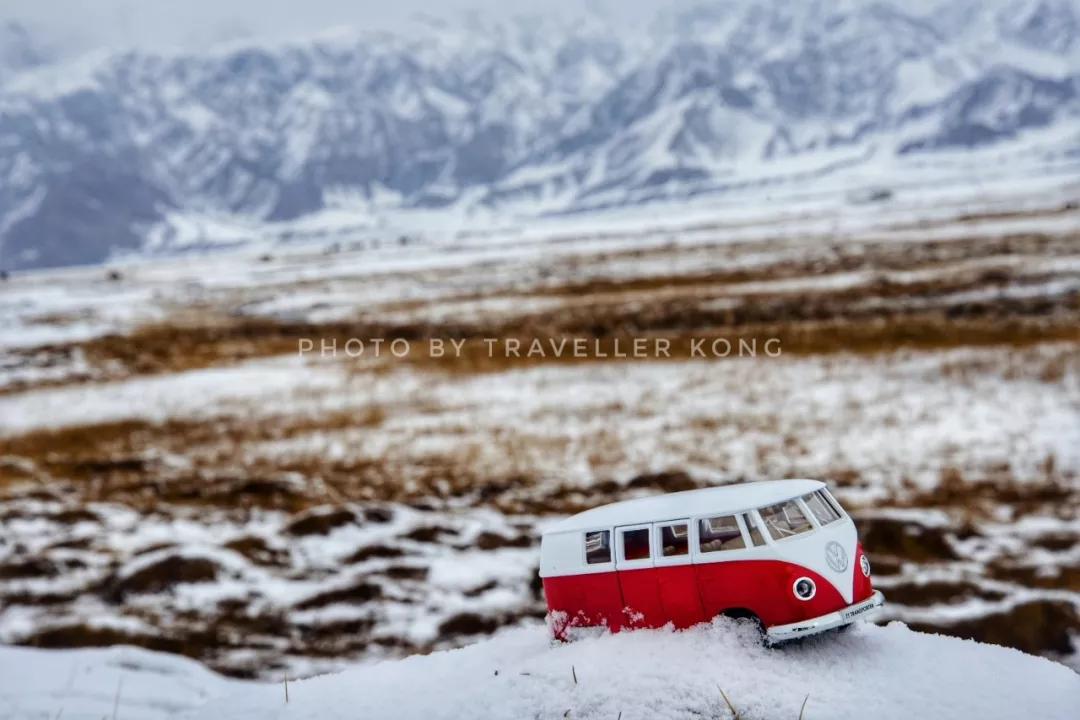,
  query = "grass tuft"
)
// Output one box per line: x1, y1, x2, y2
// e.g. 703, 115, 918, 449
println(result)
717, 686, 741, 720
